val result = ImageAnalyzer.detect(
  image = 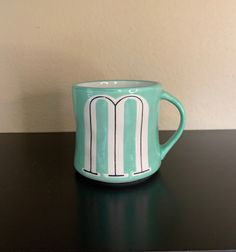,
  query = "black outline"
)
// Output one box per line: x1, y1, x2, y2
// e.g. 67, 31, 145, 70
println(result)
85, 95, 149, 176
108, 174, 125, 177
83, 169, 98, 175
133, 168, 150, 175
